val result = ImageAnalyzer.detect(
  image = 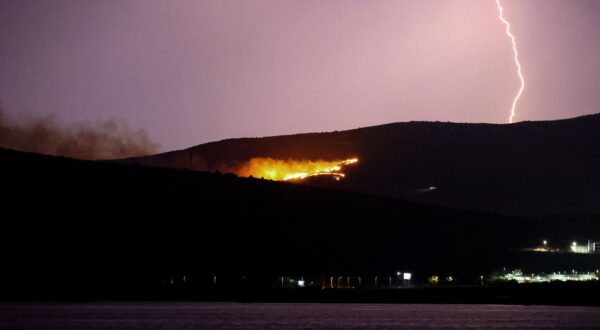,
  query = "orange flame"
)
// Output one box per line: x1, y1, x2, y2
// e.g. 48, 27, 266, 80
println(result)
236, 157, 359, 181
